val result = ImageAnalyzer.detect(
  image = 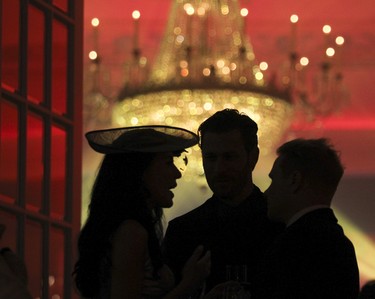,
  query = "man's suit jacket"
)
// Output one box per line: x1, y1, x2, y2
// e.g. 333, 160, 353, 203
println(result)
253, 208, 360, 299
163, 186, 284, 293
